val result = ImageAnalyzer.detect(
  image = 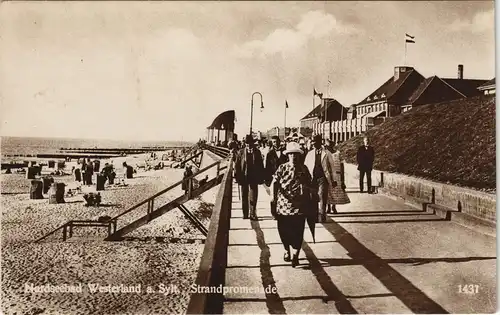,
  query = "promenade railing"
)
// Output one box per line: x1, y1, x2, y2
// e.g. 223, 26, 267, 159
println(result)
186, 146, 234, 314
202, 144, 231, 159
